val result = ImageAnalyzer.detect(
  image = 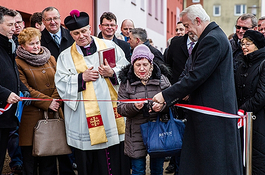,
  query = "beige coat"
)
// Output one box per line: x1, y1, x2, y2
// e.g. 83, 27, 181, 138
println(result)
16, 56, 63, 146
